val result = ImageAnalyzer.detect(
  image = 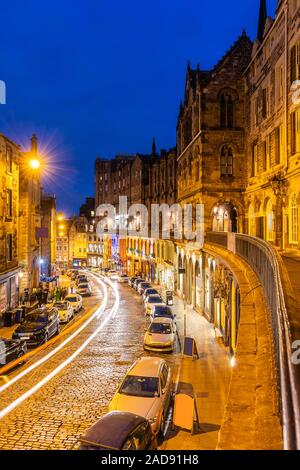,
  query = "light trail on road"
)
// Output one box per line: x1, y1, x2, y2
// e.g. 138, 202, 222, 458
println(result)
0, 276, 107, 395
0, 272, 120, 420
